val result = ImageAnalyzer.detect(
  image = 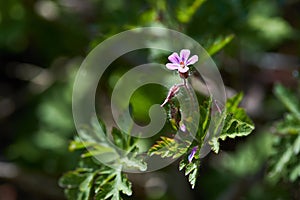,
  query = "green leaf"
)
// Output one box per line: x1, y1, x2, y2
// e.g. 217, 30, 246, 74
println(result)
188, 162, 200, 189
292, 134, 300, 155
270, 147, 293, 176
185, 162, 197, 176
79, 173, 94, 200
179, 159, 187, 171
60, 118, 142, 200
274, 84, 300, 119
179, 158, 200, 189
219, 113, 254, 140
69, 138, 86, 151
269, 136, 300, 181
276, 114, 300, 135
100, 171, 132, 200
61, 161, 133, 200
178, 145, 201, 189
197, 97, 212, 140
177, 0, 206, 23
148, 136, 190, 158
119, 174, 132, 196
207, 34, 235, 56
268, 84, 300, 183
120, 156, 147, 171
210, 93, 255, 153
59, 171, 89, 189
64, 188, 81, 200
290, 164, 300, 182
209, 137, 220, 154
